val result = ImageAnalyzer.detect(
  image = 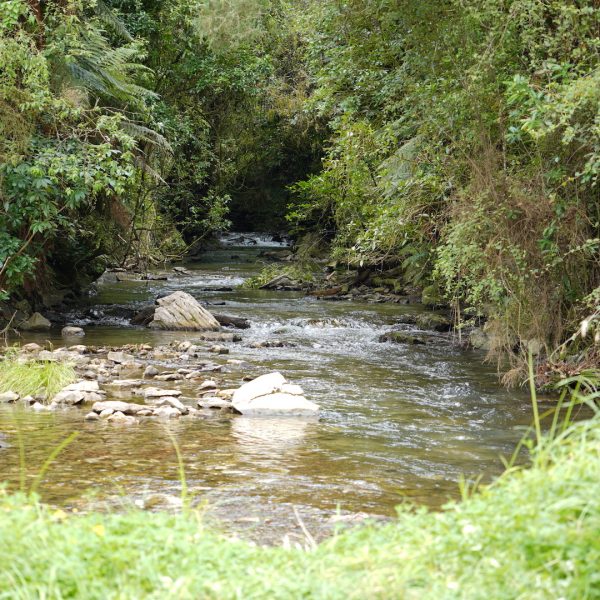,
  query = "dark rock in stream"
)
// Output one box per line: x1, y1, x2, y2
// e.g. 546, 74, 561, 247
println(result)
132, 306, 155, 326
415, 313, 452, 332
214, 314, 250, 329
378, 331, 426, 345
